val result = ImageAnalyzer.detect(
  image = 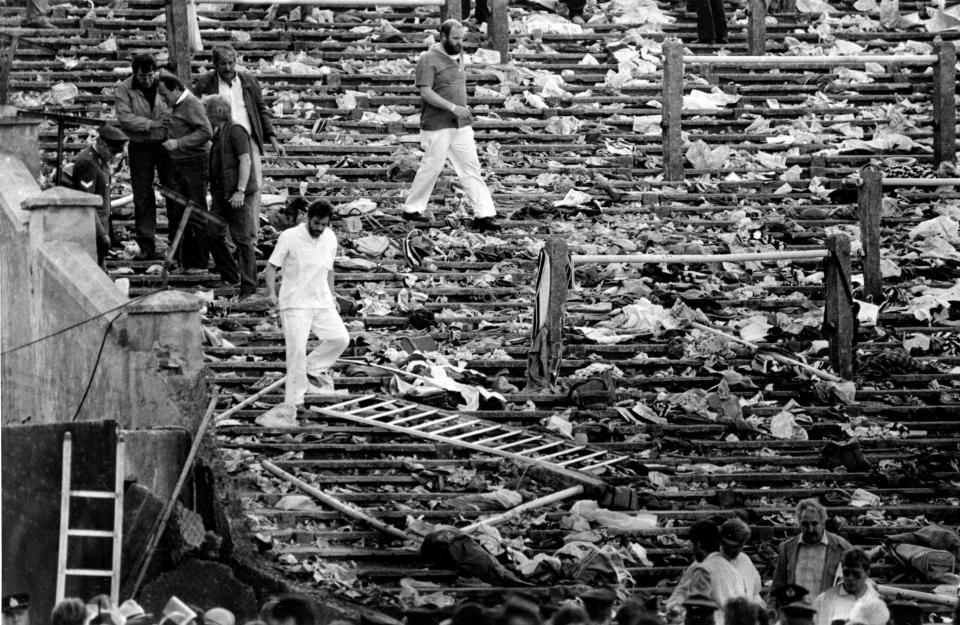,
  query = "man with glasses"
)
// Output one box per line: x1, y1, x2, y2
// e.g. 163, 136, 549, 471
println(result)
812, 549, 880, 625
115, 54, 174, 260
